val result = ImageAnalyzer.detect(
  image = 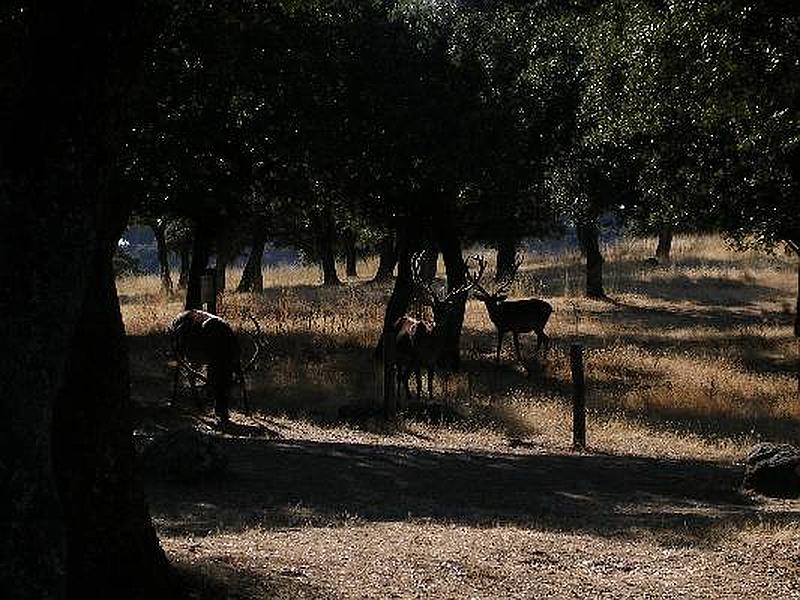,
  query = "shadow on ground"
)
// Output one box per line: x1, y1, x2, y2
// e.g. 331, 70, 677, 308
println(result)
145, 431, 797, 549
